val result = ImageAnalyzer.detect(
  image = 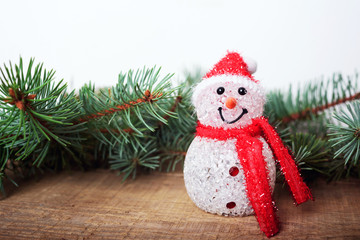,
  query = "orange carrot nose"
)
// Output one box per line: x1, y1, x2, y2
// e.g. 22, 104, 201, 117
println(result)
225, 97, 237, 109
